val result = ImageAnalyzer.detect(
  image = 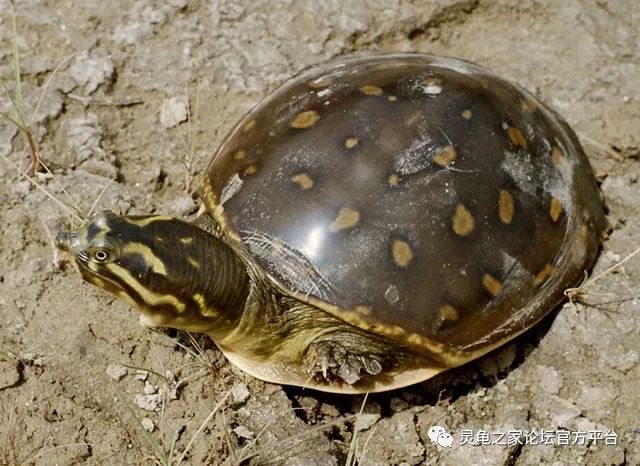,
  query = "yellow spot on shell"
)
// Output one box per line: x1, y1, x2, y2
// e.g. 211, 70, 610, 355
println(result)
462, 109, 472, 119
188, 256, 200, 269
291, 173, 314, 190
452, 204, 475, 237
233, 149, 246, 161
355, 305, 372, 316
180, 237, 193, 245
243, 119, 256, 132
243, 164, 257, 176
392, 239, 413, 268
482, 273, 503, 297
551, 147, 564, 167
291, 110, 320, 129
345, 137, 358, 149
549, 197, 562, 222
433, 145, 457, 167
329, 207, 360, 232
388, 174, 400, 186
507, 126, 528, 149
499, 190, 515, 224
359, 85, 383, 96
533, 263, 555, 286
388, 95, 398, 102
439, 304, 459, 323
